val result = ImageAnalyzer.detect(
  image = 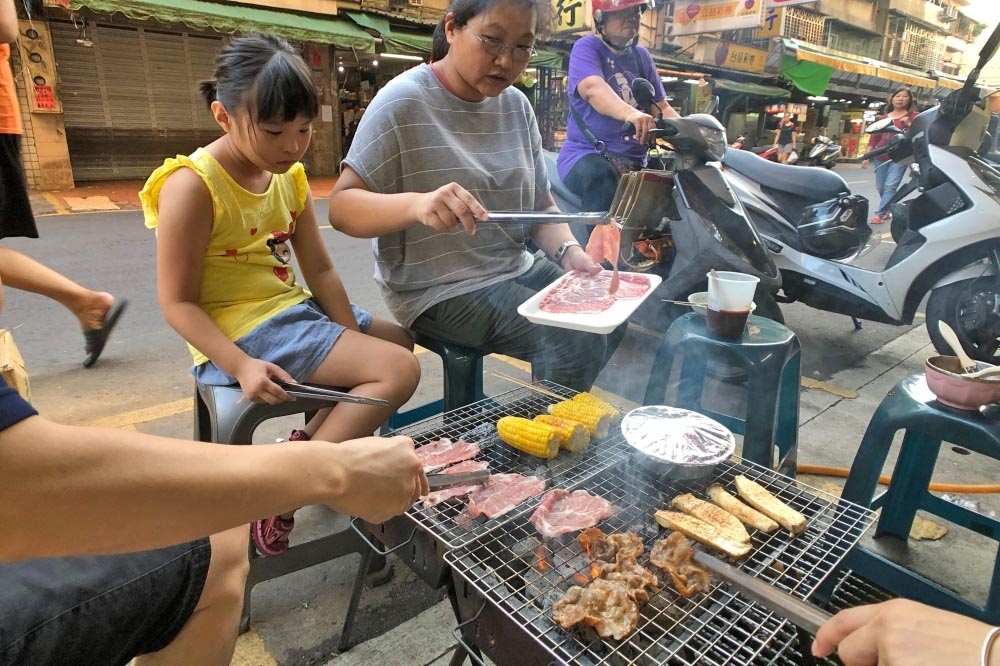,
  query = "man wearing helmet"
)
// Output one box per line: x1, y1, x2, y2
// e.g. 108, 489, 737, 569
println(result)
556, 0, 678, 215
